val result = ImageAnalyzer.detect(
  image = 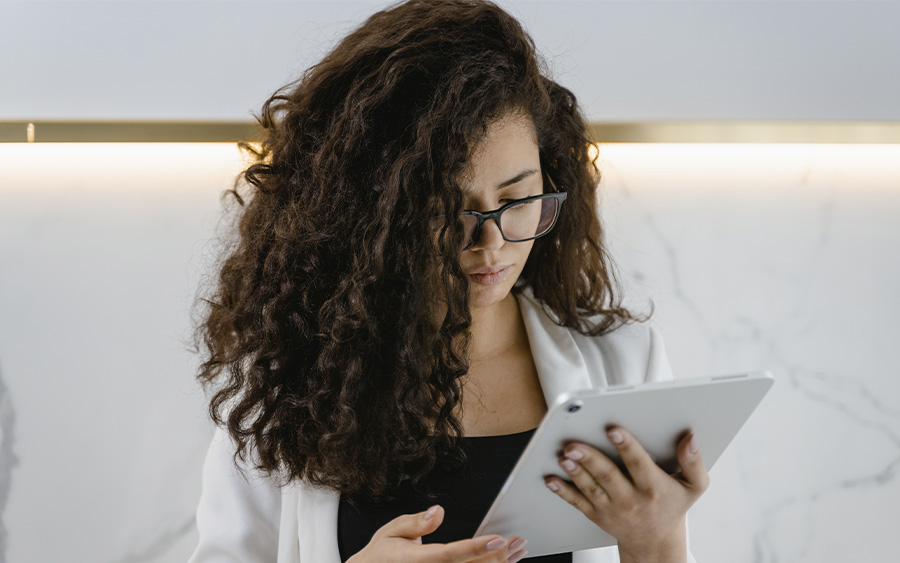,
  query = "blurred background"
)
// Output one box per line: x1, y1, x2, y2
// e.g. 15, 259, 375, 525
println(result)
1, 1, 899, 562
